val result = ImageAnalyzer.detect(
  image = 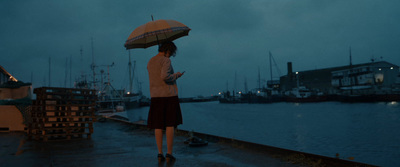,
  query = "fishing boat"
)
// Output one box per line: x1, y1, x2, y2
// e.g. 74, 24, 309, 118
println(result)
247, 52, 284, 103
332, 59, 400, 102
284, 86, 327, 102
122, 51, 149, 108
246, 88, 283, 103
218, 91, 247, 103
0, 66, 31, 132
97, 82, 129, 121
